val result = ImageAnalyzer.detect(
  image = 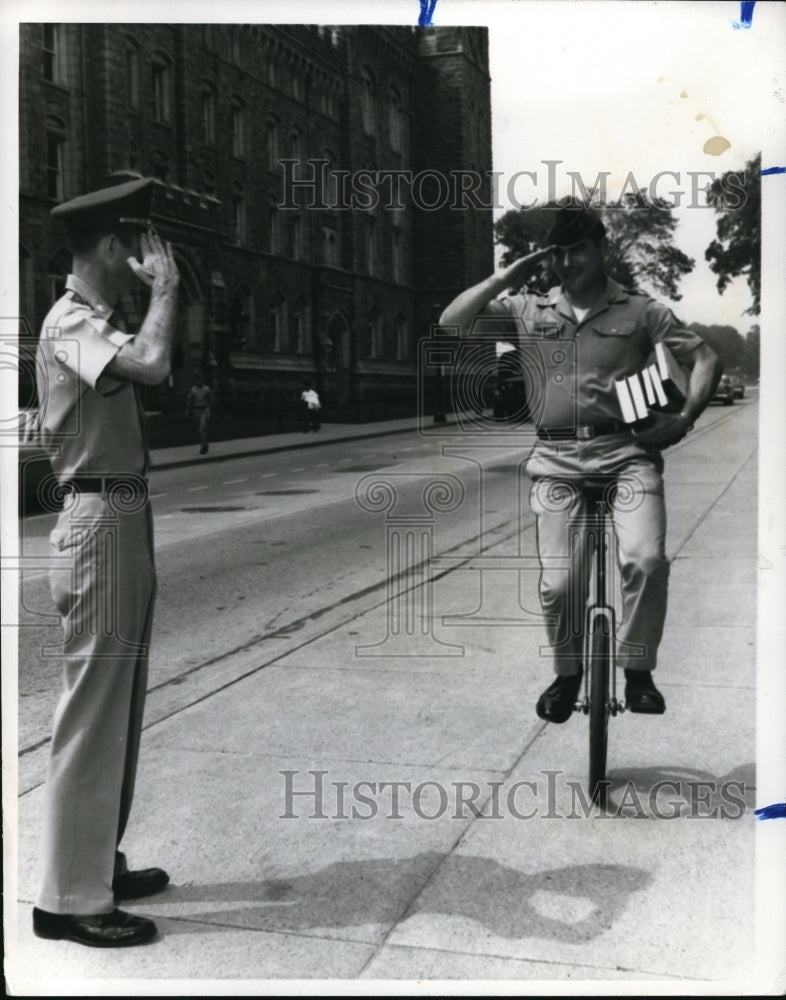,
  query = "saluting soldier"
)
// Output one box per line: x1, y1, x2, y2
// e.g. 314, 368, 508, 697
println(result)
32, 178, 179, 947
440, 202, 722, 723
